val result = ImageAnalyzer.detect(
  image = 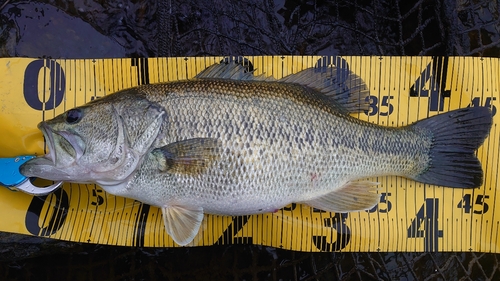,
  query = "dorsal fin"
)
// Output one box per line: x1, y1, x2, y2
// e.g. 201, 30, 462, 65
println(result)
196, 61, 370, 114
195, 61, 273, 81
278, 66, 370, 113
